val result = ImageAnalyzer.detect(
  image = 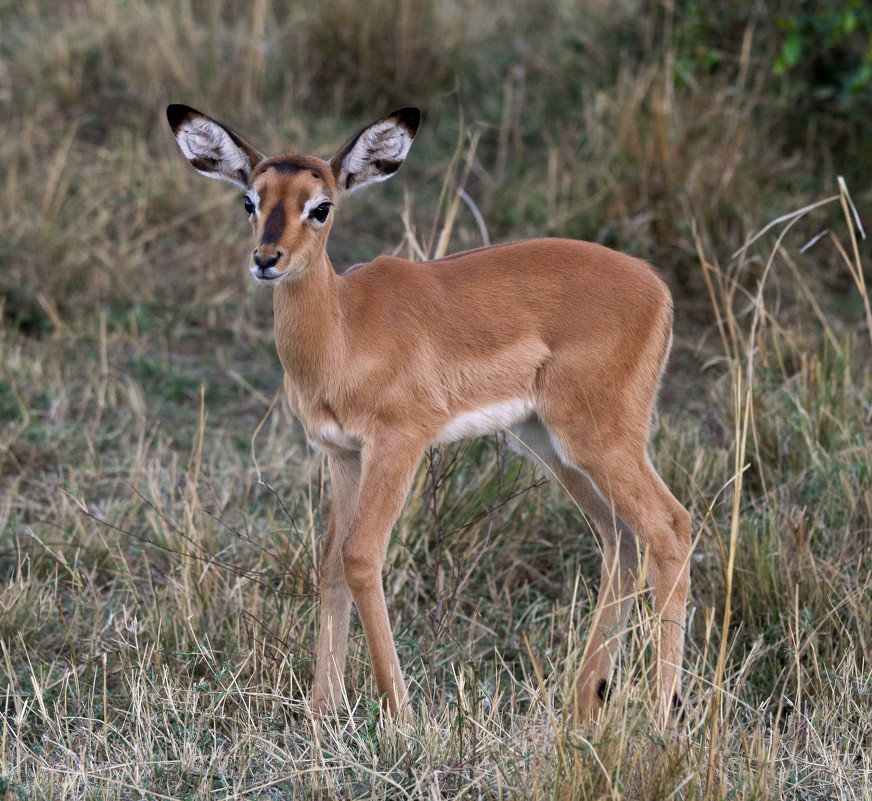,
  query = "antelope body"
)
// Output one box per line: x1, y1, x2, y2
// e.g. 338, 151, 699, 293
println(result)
167, 104, 692, 722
